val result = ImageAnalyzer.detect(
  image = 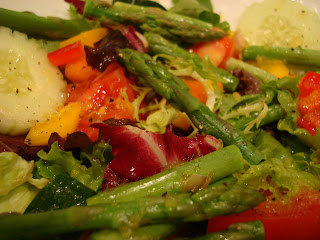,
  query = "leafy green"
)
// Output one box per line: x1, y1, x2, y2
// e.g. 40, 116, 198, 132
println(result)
275, 76, 300, 95
140, 106, 178, 133
0, 183, 39, 214
252, 130, 291, 161
171, 0, 213, 18
170, 0, 229, 30
0, 152, 34, 196
275, 86, 320, 150
218, 93, 269, 134
0, 152, 49, 214
238, 157, 320, 201
236, 130, 320, 202
36, 141, 112, 191
278, 131, 311, 155
131, 86, 179, 133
